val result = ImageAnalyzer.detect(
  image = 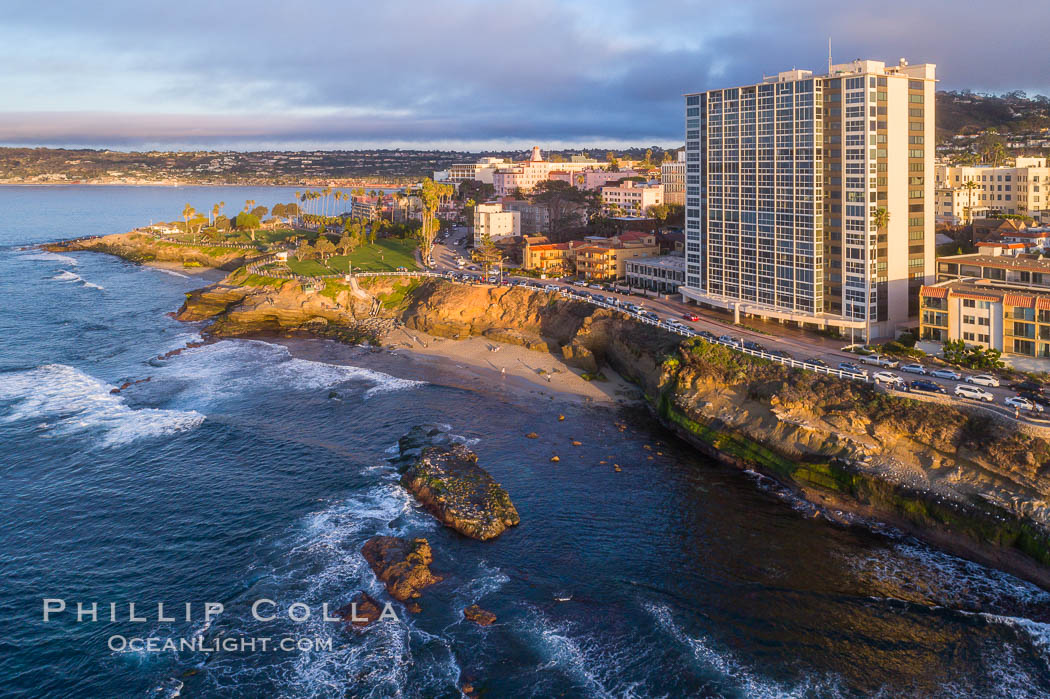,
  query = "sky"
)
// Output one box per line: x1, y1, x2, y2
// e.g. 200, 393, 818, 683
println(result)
1, 0, 1048, 151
